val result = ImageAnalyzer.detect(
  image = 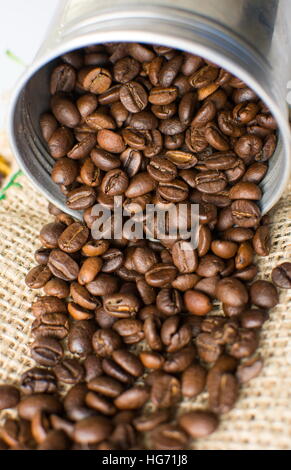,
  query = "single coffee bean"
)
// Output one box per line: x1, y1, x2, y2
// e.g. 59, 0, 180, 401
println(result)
163, 346, 196, 373
139, 351, 165, 369
133, 410, 169, 432
20, 368, 57, 395
196, 254, 225, 277
25, 265, 52, 289
68, 320, 96, 357
48, 249, 79, 281
31, 313, 69, 339
147, 156, 177, 182
112, 349, 144, 377
114, 386, 149, 410
125, 172, 156, 198
78, 66, 112, 94
51, 94, 81, 128
86, 273, 119, 296
250, 280, 279, 308
51, 157, 78, 185
18, 394, 62, 421
40, 113, 58, 142
149, 423, 189, 450
113, 57, 140, 83
31, 296, 67, 316
216, 277, 248, 307
78, 257, 103, 285
31, 336, 63, 367
48, 126, 74, 159
236, 356, 263, 384
88, 375, 124, 398
150, 373, 181, 408
271, 262, 291, 289
39, 222, 66, 249
120, 81, 148, 113
211, 240, 238, 259
0, 385, 20, 410
181, 364, 207, 398
66, 185, 96, 210
54, 358, 85, 384
103, 293, 139, 318
184, 289, 212, 316
231, 200, 261, 228
50, 63, 76, 94
73, 416, 113, 444
145, 264, 177, 288
97, 129, 126, 153
34, 248, 51, 265
92, 329, 122, 357
102, 358, 134, 385
58, 222, 89, 253
178, 410, 219, 438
